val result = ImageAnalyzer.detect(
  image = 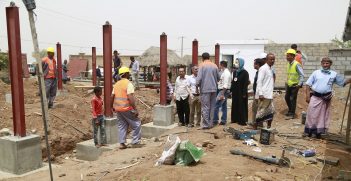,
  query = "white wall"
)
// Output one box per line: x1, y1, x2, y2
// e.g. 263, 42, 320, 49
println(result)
218, 40, 267, 84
